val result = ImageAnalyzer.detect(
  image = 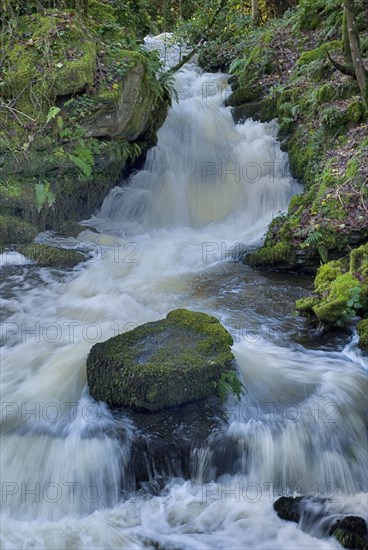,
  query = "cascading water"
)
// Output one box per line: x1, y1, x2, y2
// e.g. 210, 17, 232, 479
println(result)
1, 36, 367, 549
